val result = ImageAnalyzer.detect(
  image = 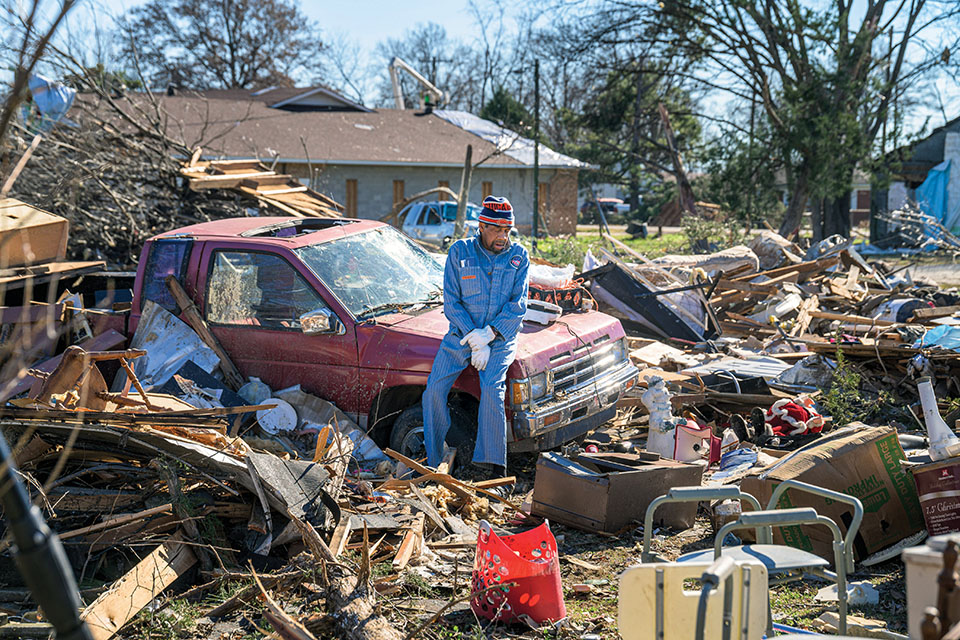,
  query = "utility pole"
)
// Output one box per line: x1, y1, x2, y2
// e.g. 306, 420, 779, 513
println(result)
747, 93, 755, 223
532, 59, 540, 253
